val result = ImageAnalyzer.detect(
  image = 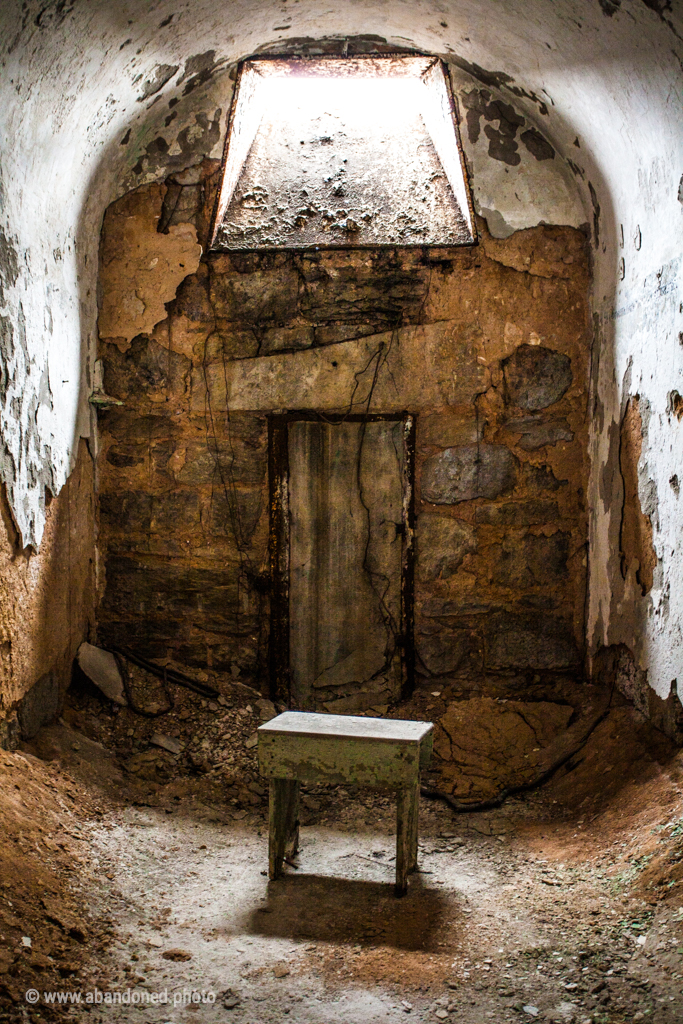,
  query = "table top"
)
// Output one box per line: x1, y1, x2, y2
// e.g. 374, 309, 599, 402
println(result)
258, 711, 433, 744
